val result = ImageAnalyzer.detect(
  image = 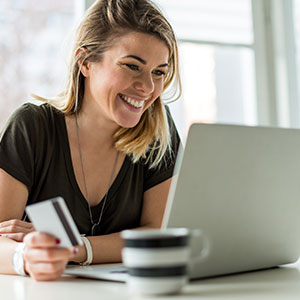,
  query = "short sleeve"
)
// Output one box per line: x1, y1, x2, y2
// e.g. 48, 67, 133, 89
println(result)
0, 104, 39, 192
143, 106, 181, 191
